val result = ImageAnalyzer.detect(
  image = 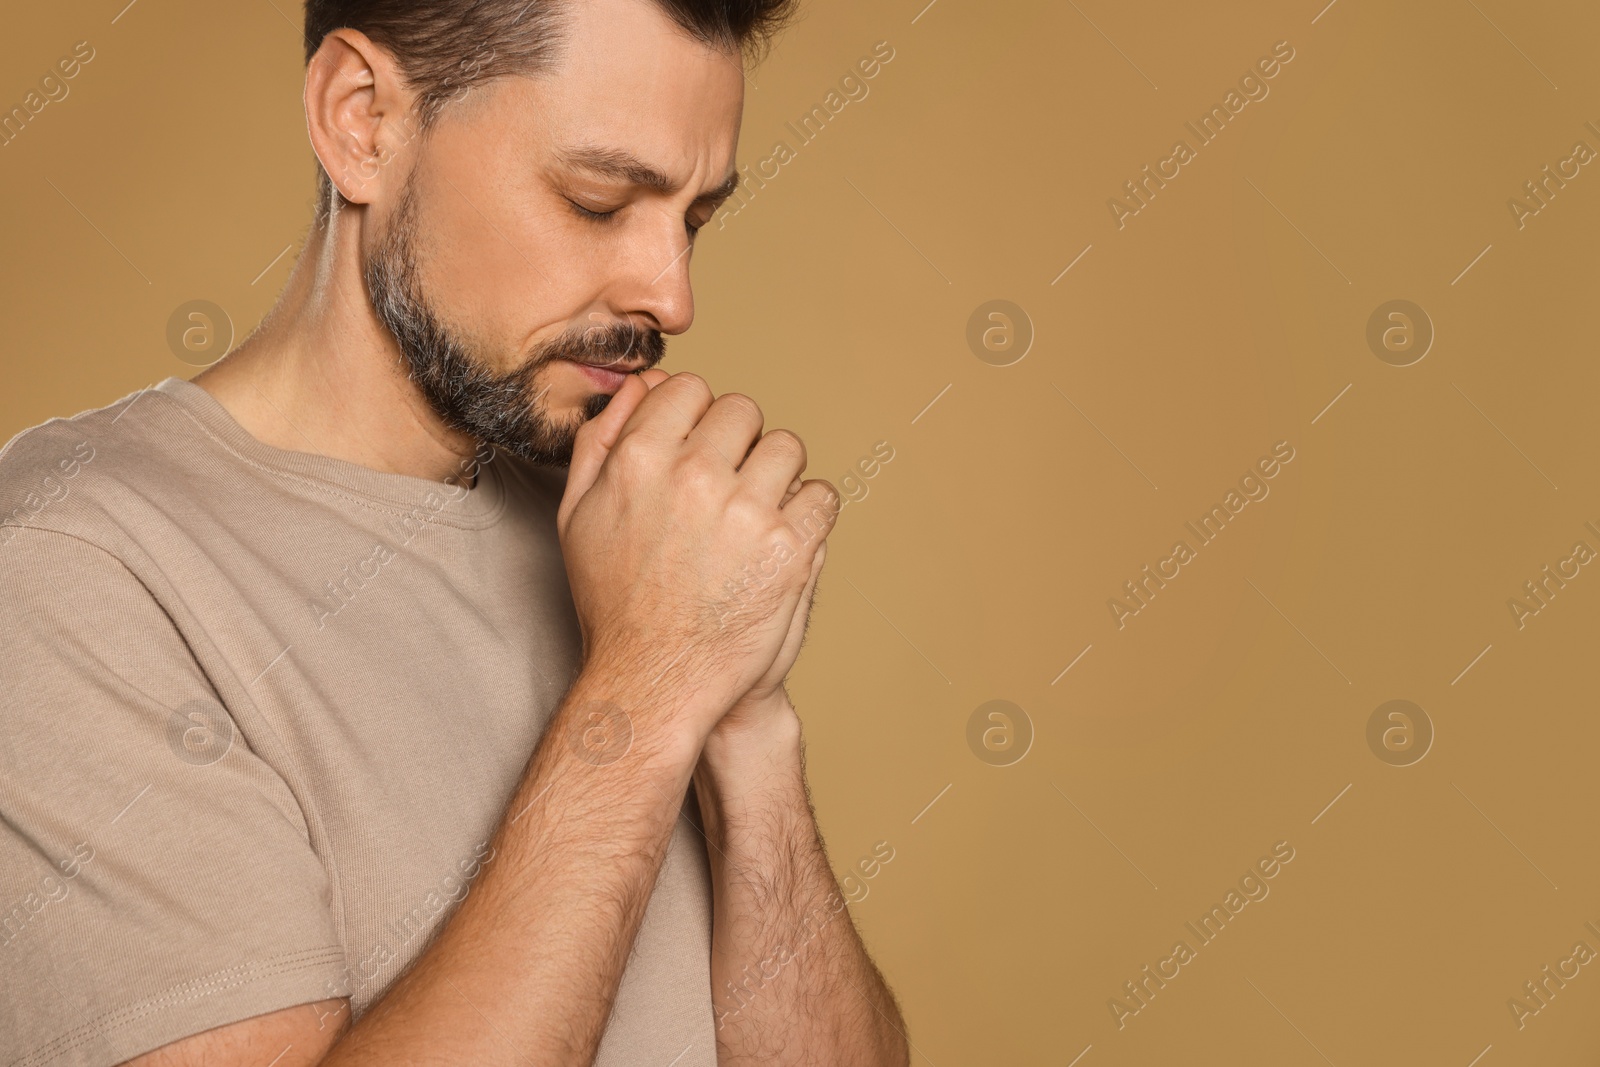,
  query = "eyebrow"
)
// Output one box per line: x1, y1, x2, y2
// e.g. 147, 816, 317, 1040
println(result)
556, 145, 740, 207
